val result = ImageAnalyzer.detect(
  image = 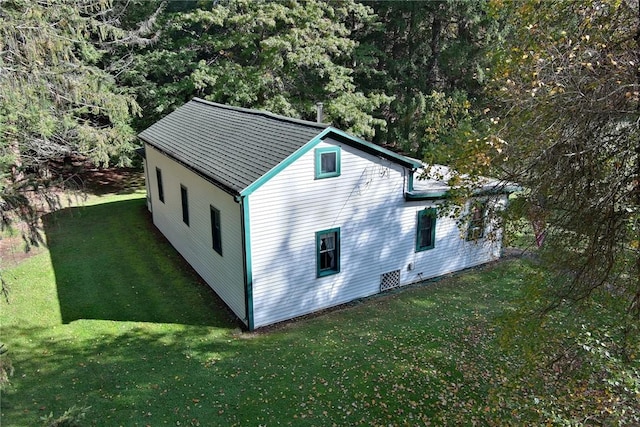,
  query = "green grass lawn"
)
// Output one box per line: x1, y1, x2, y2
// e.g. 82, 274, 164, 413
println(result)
0, 192, 550, 426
